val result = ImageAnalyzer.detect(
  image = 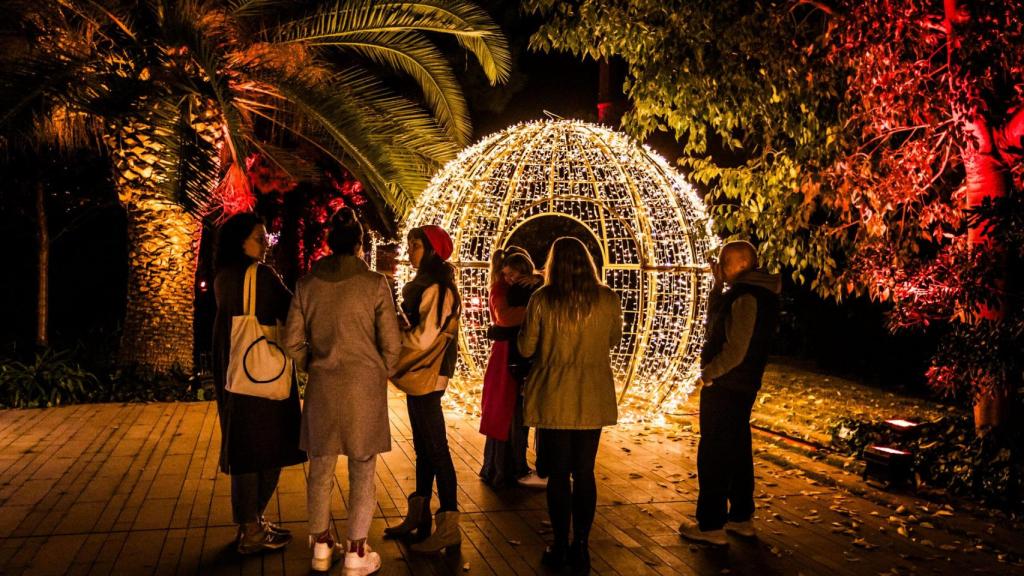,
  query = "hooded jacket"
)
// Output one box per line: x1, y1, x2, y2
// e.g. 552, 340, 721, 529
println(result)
700, 269, 781, 393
